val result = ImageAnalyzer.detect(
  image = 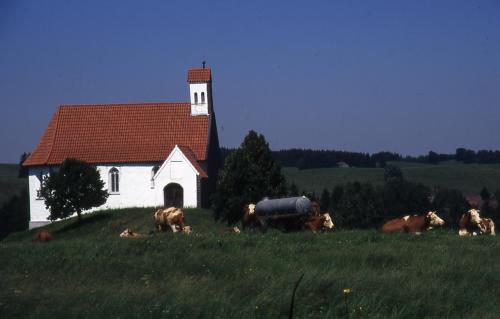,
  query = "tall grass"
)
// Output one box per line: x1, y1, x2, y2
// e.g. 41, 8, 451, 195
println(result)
1, 208, 500, 318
